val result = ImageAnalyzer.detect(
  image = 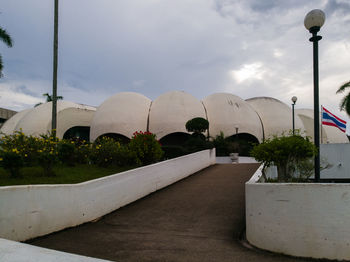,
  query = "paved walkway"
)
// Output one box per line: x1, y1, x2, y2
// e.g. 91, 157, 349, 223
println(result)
29, 164, 316, 262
